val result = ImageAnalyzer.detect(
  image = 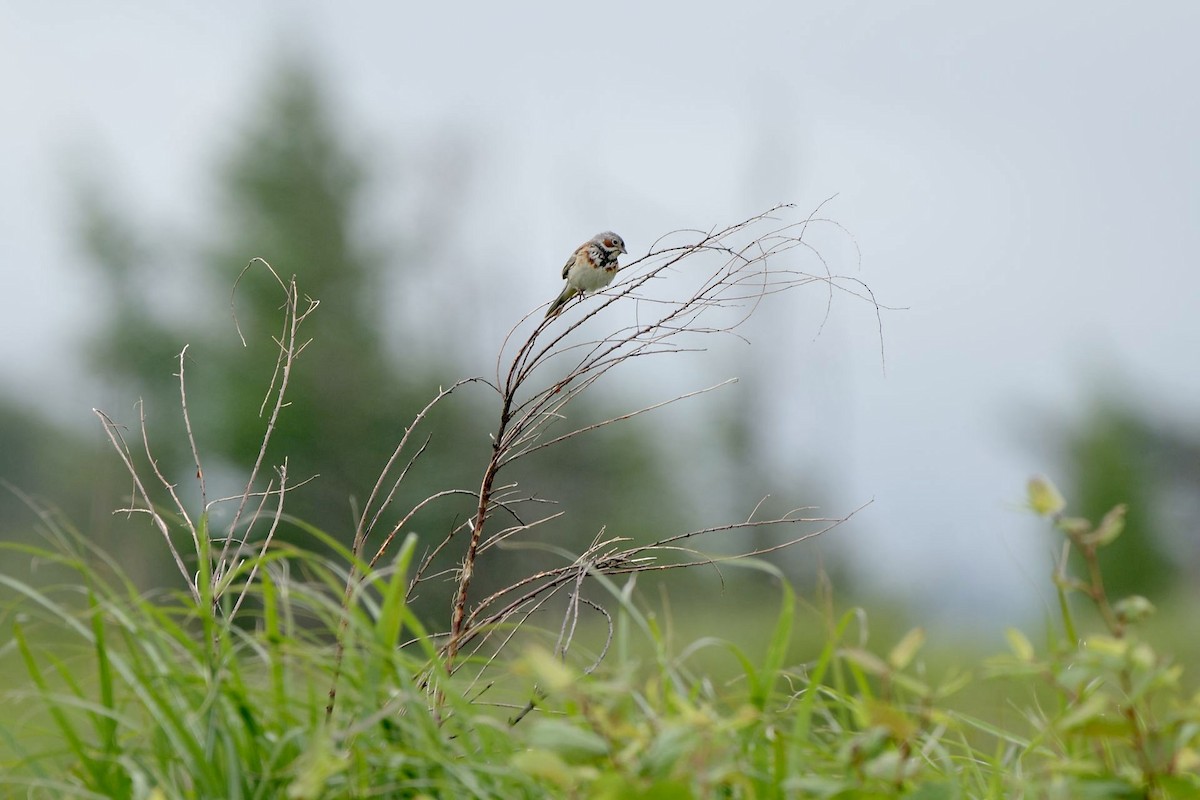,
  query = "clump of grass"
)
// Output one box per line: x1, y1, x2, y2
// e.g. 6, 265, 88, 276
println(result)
4, 479, 1200, 797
